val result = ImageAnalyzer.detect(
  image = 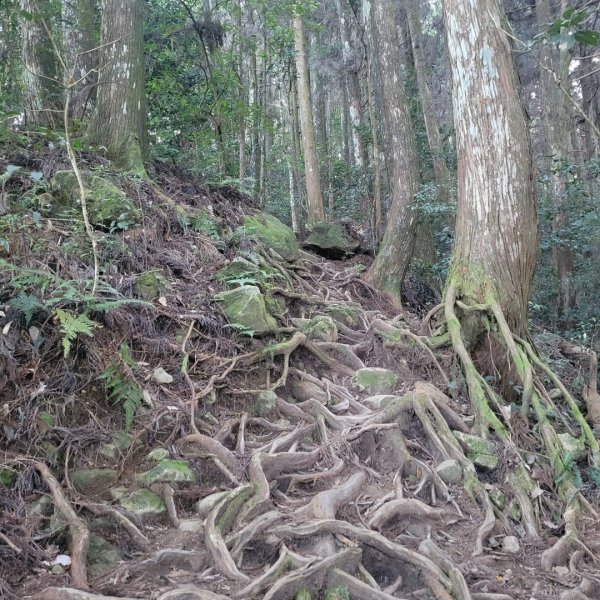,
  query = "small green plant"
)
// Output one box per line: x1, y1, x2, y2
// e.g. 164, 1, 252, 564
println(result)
99, 343, 143, 432
54, 309, 99, 357
555, 450, 583, 489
